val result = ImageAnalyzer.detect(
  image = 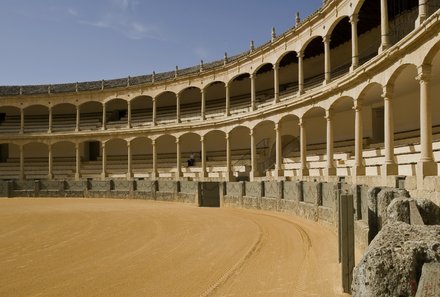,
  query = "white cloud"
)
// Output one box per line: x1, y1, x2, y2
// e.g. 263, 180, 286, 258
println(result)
67, 8, 78, 17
